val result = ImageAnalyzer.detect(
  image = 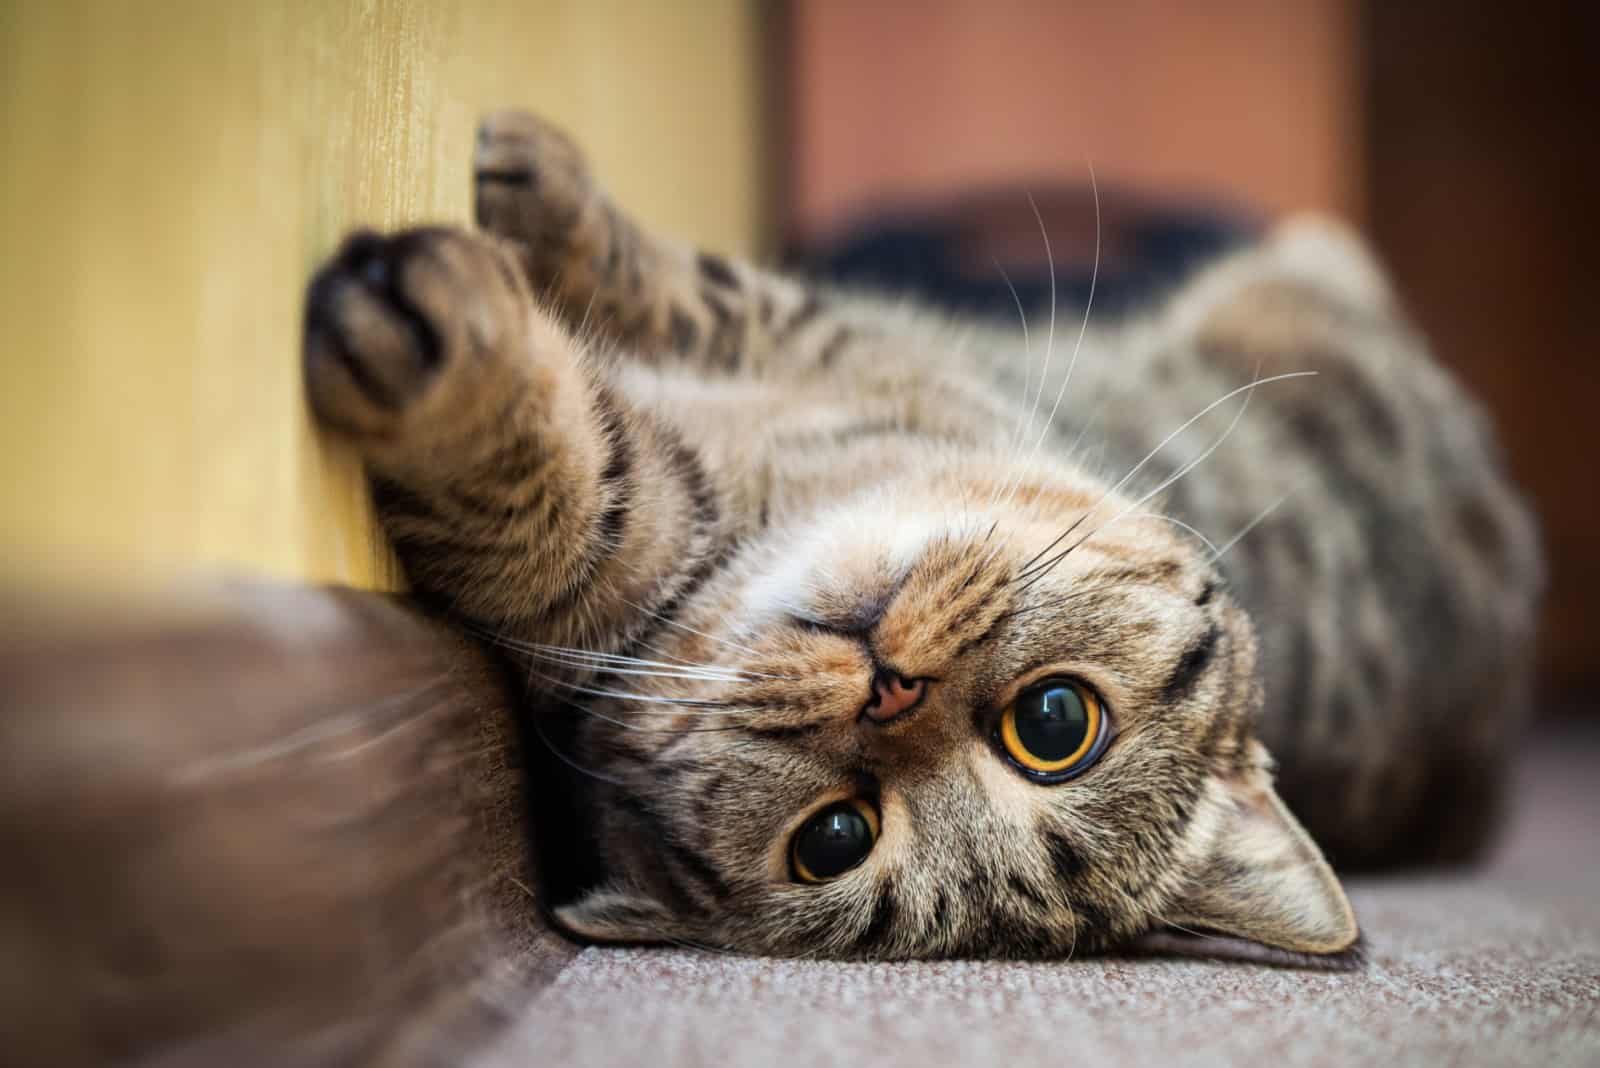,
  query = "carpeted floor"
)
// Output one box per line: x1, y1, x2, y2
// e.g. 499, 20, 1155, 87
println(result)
484, 726, 1600, 1067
